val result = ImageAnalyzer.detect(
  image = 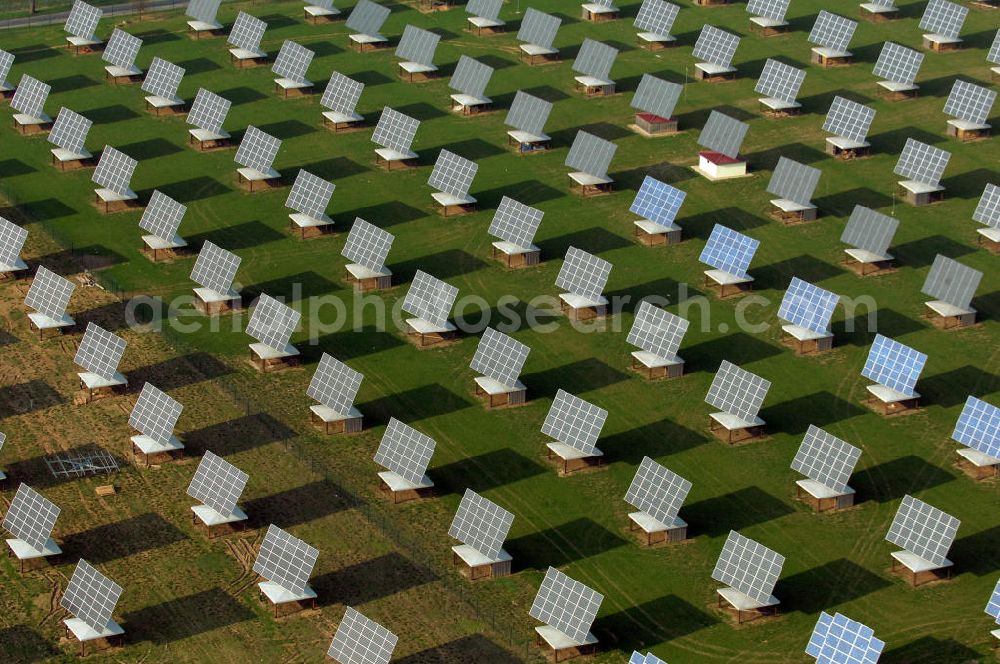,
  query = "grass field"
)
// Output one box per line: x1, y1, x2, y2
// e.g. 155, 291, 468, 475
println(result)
1, 0, 999, 662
